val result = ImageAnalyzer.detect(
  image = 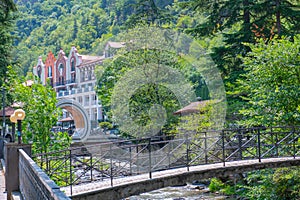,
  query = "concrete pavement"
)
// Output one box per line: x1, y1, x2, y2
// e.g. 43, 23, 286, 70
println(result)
0, 161, 7, 200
